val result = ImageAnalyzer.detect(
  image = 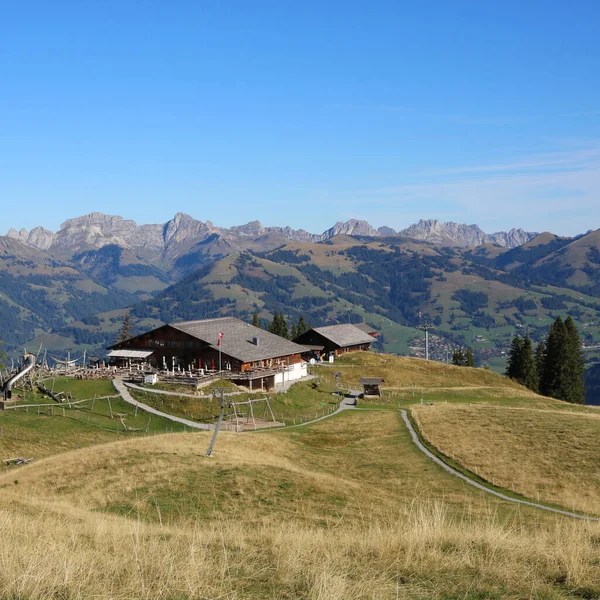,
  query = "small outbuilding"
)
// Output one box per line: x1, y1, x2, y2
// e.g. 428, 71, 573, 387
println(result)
359, 377, 385, 397
293, 324, 374, 359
